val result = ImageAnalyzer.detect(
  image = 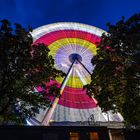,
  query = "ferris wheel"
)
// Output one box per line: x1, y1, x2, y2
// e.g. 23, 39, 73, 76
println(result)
30, 22, 123, 126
